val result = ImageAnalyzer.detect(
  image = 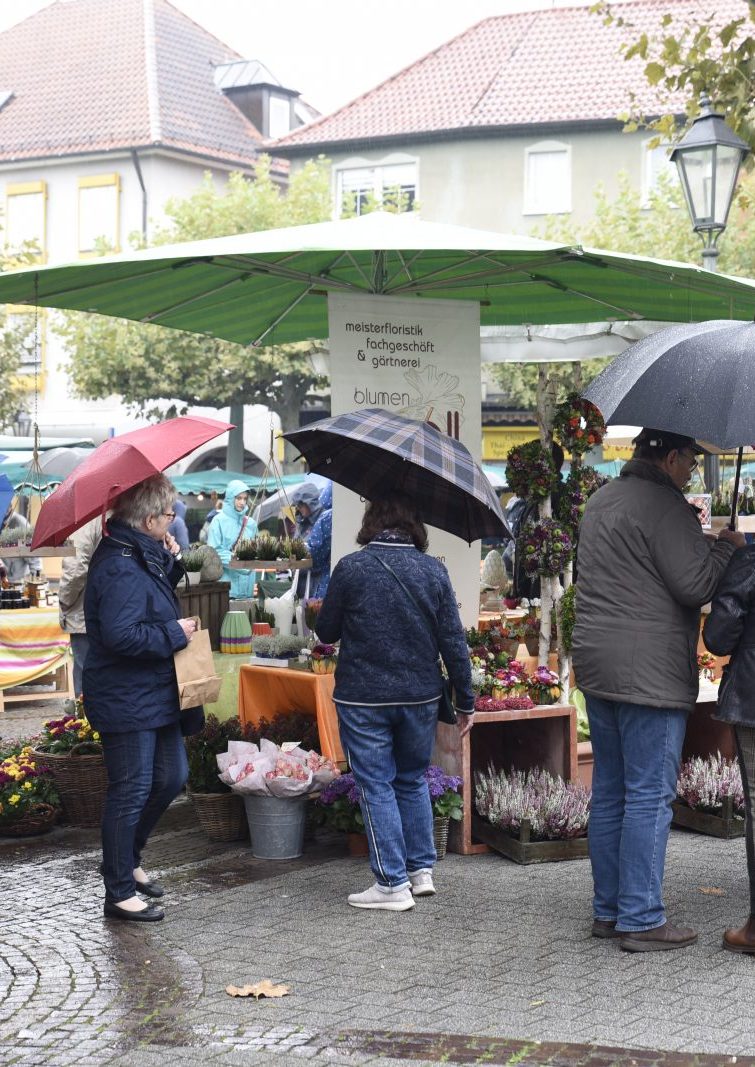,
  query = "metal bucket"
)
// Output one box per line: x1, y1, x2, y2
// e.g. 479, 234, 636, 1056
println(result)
243, 794, 307, 859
